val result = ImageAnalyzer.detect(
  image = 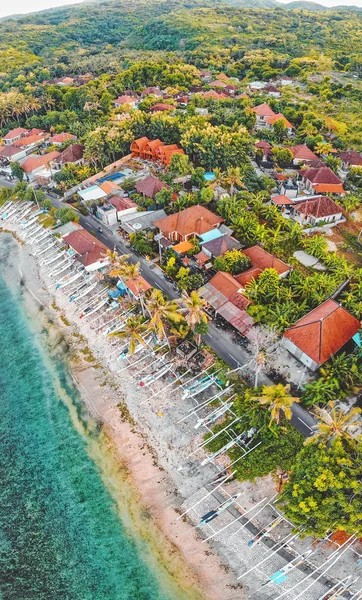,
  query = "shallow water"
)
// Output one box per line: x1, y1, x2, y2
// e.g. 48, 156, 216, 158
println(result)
0, 234, 187, 600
